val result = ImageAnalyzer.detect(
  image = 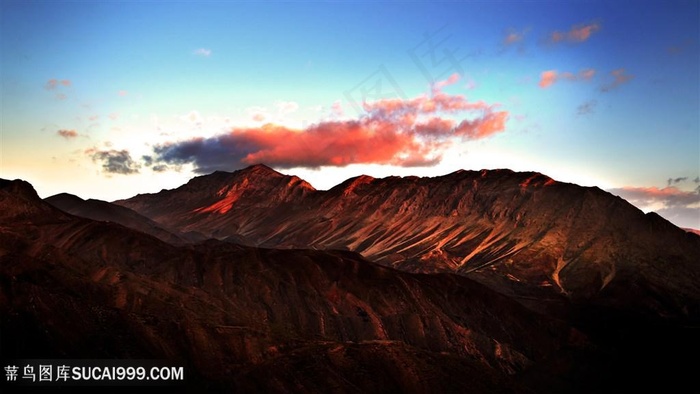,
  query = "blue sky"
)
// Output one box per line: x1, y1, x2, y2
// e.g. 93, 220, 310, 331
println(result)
1, 0, 698, 229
